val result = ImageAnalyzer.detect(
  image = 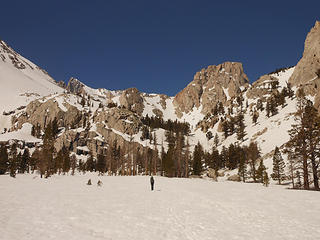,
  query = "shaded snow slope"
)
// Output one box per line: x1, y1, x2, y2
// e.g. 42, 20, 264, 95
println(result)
0, 174, 319, 240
